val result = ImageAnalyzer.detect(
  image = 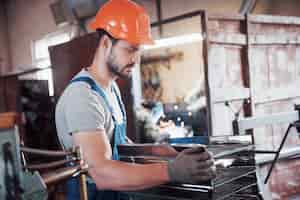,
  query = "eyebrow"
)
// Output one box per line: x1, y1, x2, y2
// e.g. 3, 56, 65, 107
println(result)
128, 46, 140, 51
